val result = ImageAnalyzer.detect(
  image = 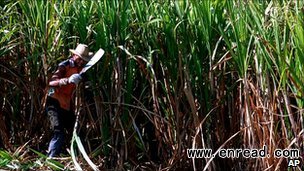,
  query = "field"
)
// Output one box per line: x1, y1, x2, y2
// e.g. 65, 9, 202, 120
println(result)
1, 0, 304, 170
